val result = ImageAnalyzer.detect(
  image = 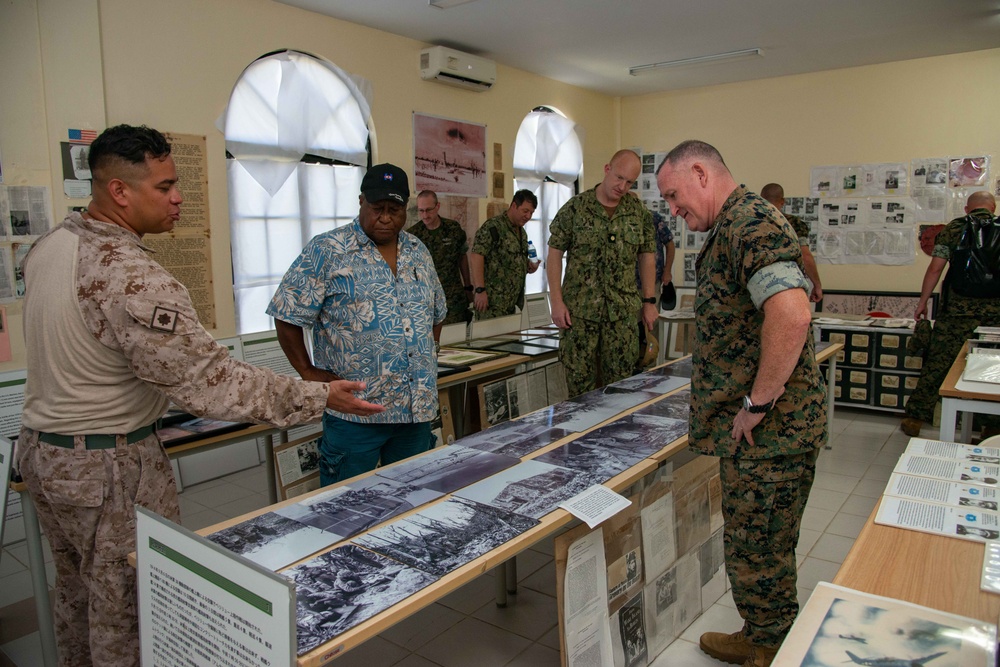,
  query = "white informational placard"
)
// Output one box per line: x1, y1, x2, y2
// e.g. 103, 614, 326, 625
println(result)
217, 336, 245, 362
241, 331, 299, 378
136, 507, 295, 667
0, 369, 27, 439
0, 436, 12, 547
